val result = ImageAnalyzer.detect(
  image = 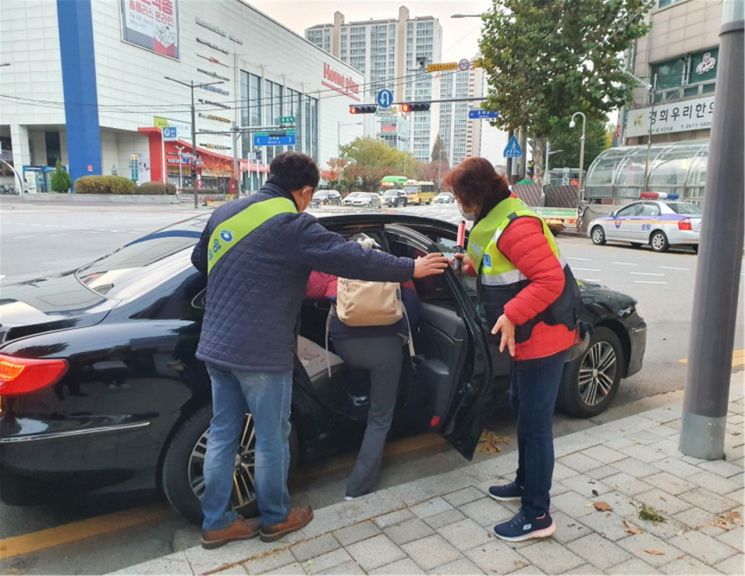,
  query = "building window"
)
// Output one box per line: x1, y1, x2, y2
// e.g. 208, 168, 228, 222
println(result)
657, 0, 684, 8
651, 57, 685, 90
689, 48, 718, 85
